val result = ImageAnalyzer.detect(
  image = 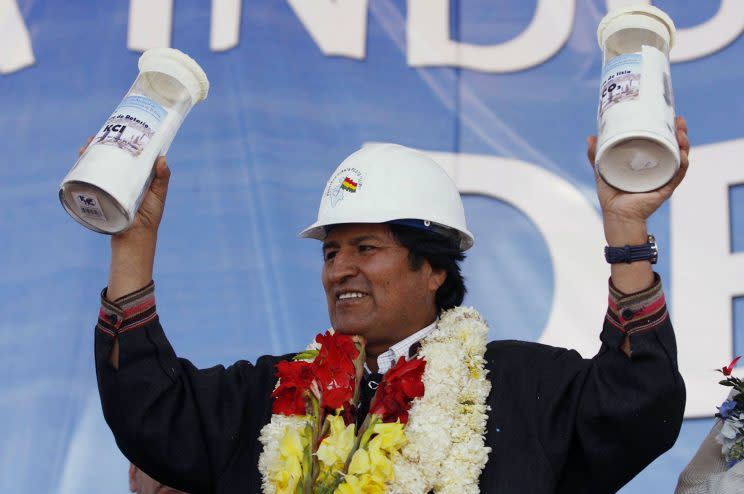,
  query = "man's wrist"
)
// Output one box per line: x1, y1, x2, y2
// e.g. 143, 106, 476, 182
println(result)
603, 217, 648, 247
108, 231, 157, 301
